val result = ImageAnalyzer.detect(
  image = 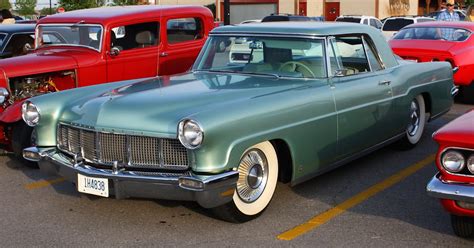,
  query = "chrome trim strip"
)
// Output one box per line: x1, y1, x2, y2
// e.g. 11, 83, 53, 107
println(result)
427, 173, 474, 203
